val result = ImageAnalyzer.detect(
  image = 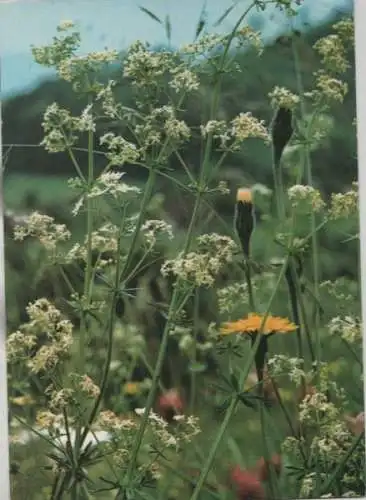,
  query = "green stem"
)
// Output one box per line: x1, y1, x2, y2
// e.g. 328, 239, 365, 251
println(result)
120, 169, 156, 281
125, 195, 203, 484
189, 289, 200, 412
79, 125, 95, 373
244, 262, 255, 311
189, 256, 290, 500
291, 38, 322, 366
79, 219, 124, 447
